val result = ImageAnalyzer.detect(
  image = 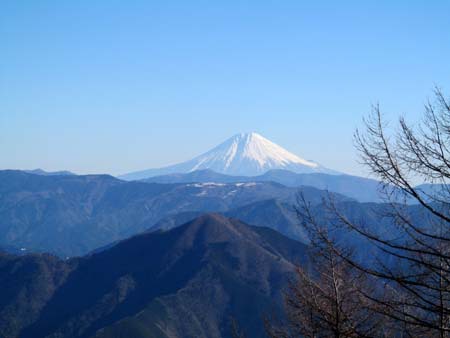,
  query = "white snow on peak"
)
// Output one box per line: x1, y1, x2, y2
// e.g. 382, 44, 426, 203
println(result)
182, 132, 324, 176
120, 132, 338, 179
227, 132, 318, 168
